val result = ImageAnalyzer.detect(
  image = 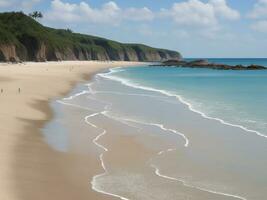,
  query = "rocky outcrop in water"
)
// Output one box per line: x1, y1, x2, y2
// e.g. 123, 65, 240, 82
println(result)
152, 59, 267, 70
